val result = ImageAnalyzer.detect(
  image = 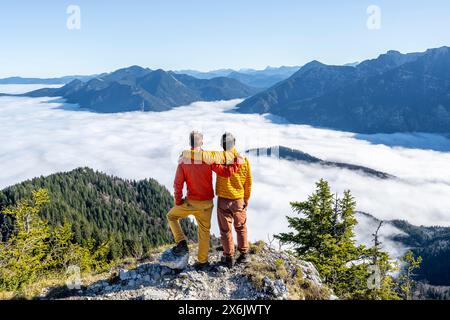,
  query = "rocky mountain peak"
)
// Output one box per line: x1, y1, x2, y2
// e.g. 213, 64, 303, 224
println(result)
39, 243, 334, 301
